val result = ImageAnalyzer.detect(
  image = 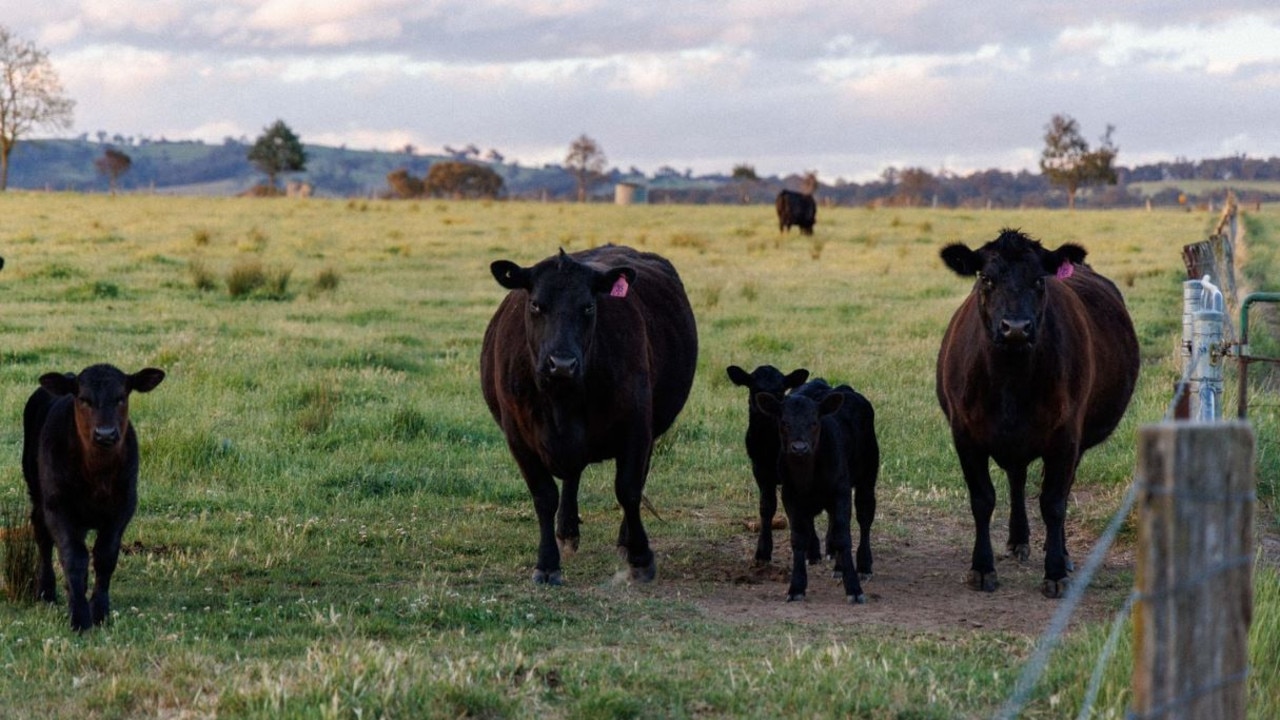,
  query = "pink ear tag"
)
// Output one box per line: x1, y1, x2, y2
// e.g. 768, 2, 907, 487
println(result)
610, 275, 630, 298
1056, 261, 1074, 280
